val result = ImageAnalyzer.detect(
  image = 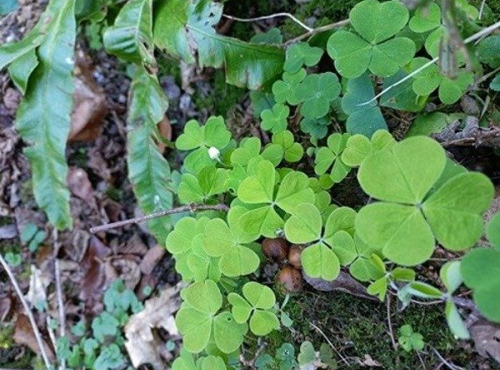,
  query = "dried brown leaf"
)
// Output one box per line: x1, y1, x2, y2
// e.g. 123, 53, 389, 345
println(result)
470, 320, 500, 363
13, 314, 55, 362
140, 244, 166, 275
67, 167, 97, 209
